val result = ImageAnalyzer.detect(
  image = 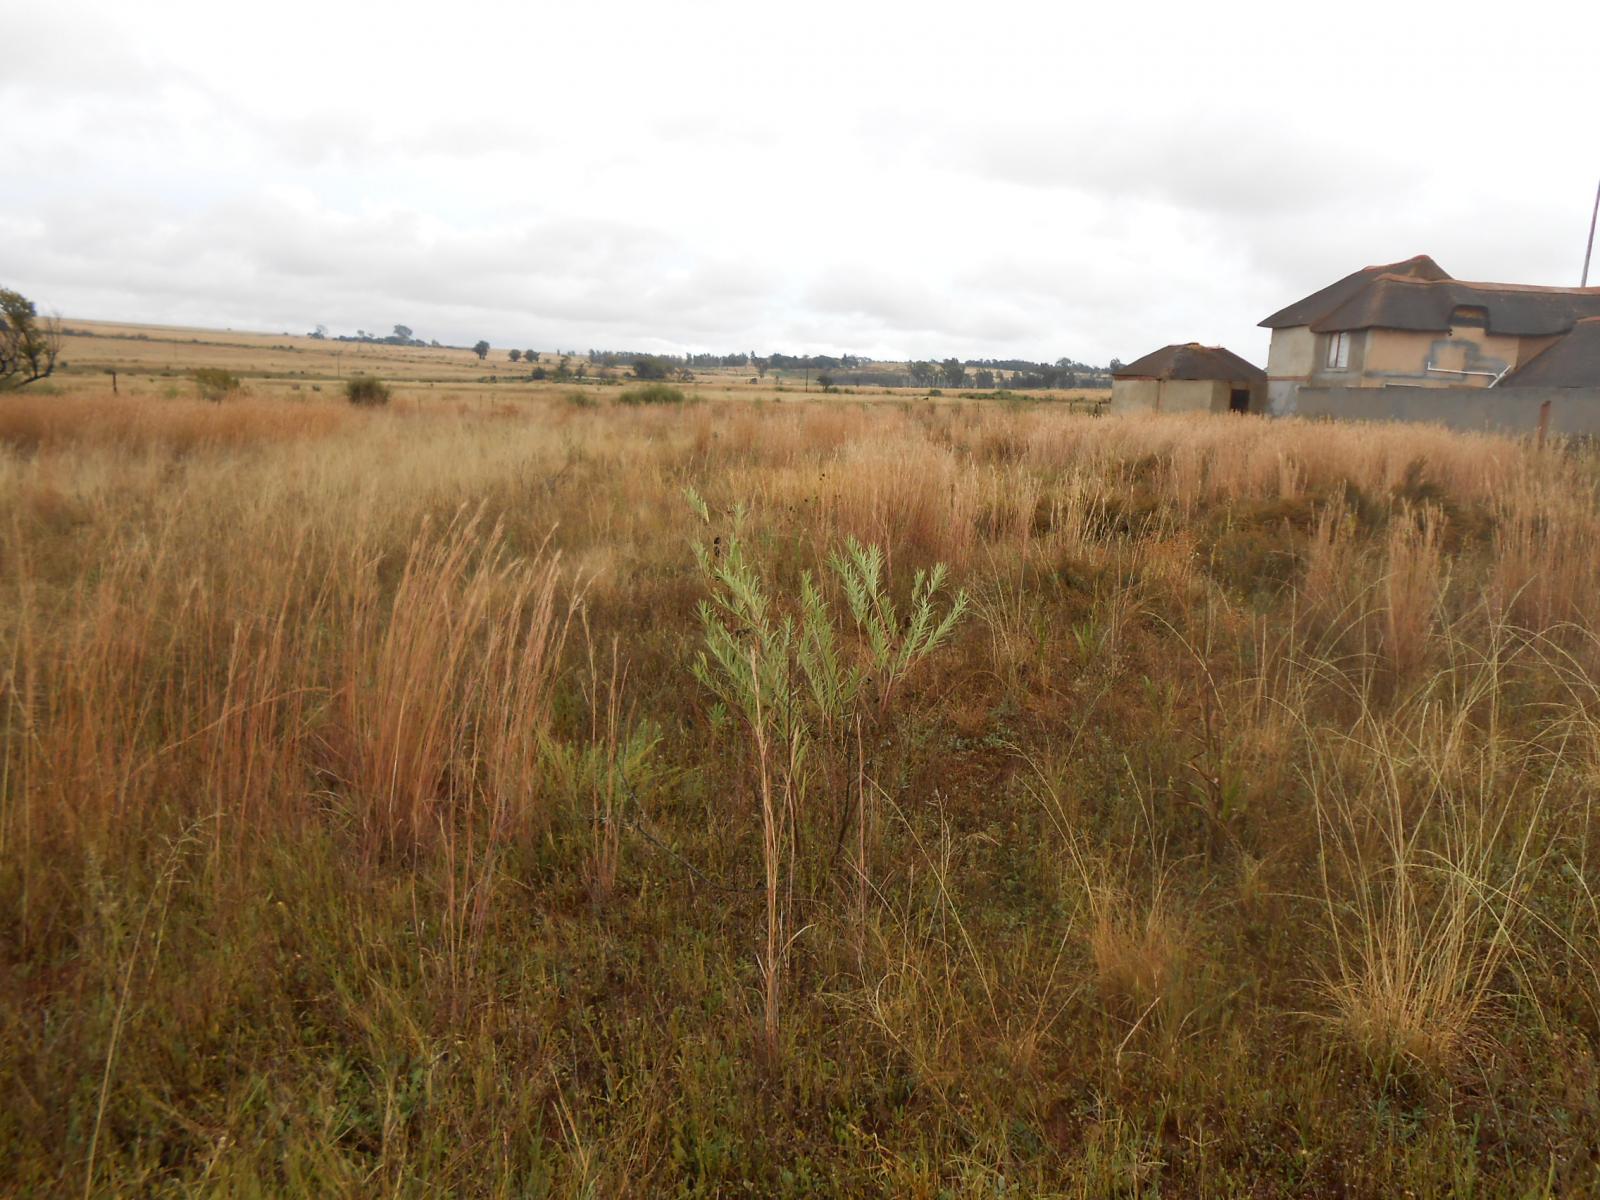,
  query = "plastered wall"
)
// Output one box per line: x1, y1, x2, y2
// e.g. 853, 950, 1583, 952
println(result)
1288, 386, 1600, 435
1112, 379, 1263, 414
